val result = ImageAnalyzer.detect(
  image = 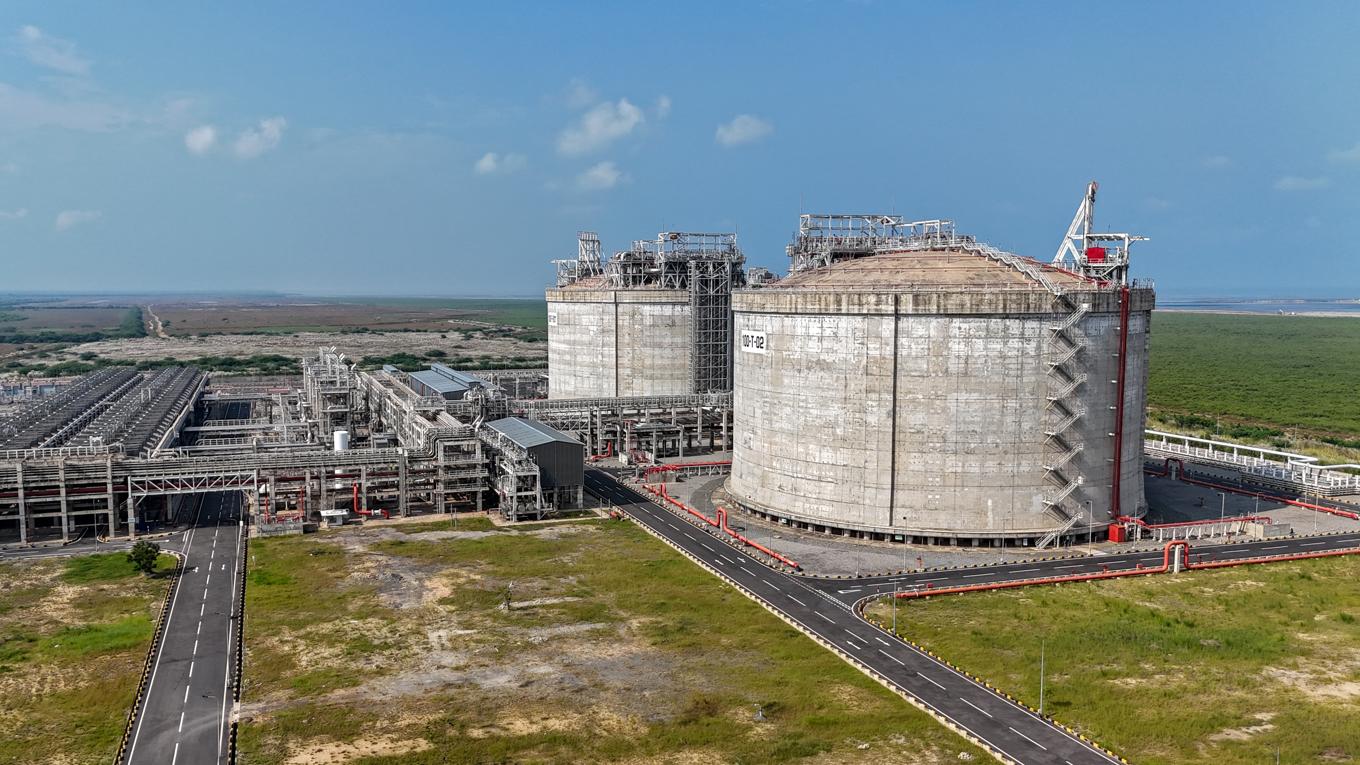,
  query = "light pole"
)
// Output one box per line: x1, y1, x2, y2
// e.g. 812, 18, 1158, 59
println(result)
892, 584, 898, 635
1038, 639, 1046, 715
